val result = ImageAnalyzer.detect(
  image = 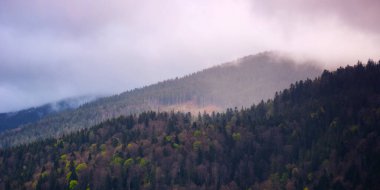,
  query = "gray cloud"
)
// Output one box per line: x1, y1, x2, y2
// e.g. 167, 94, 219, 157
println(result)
252, 0, 380, 34
0, 0, 379, 112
